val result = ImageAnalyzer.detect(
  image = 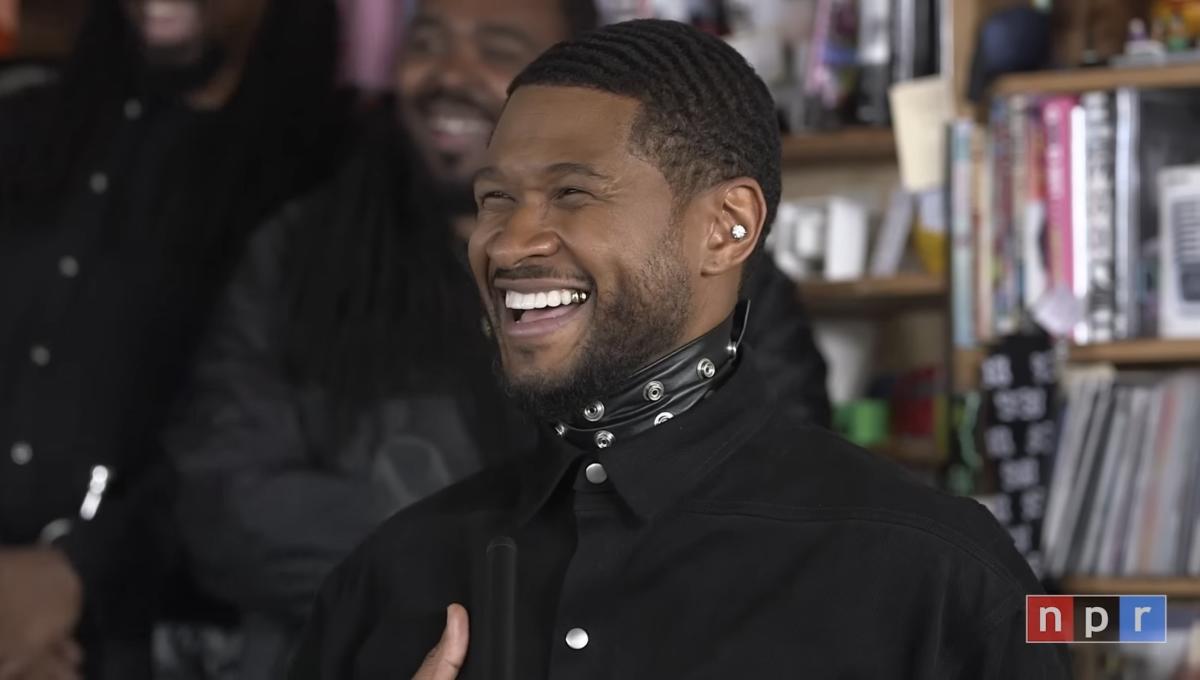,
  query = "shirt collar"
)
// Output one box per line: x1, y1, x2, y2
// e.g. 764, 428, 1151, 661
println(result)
515, 311, 773, 523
